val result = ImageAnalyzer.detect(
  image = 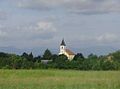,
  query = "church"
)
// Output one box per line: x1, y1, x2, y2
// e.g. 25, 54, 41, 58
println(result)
59, 39, 75, 61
